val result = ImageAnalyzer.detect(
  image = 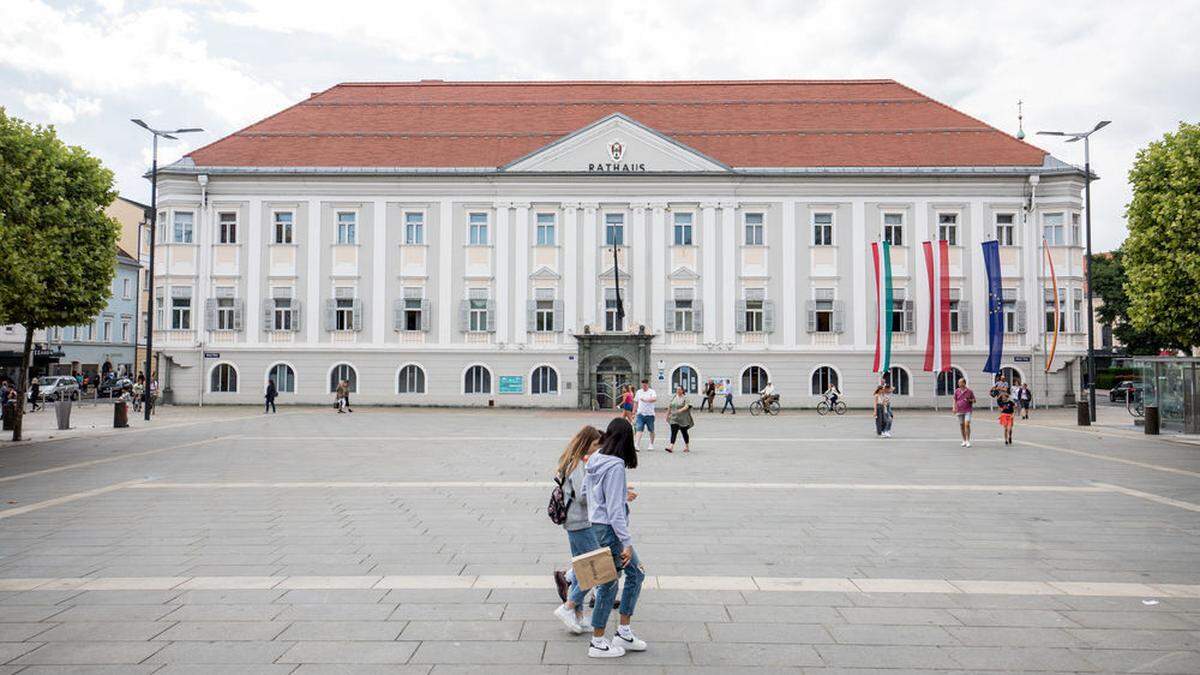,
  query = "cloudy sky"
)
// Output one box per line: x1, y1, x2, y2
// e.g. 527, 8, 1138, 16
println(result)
2, 0, 1197, 251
